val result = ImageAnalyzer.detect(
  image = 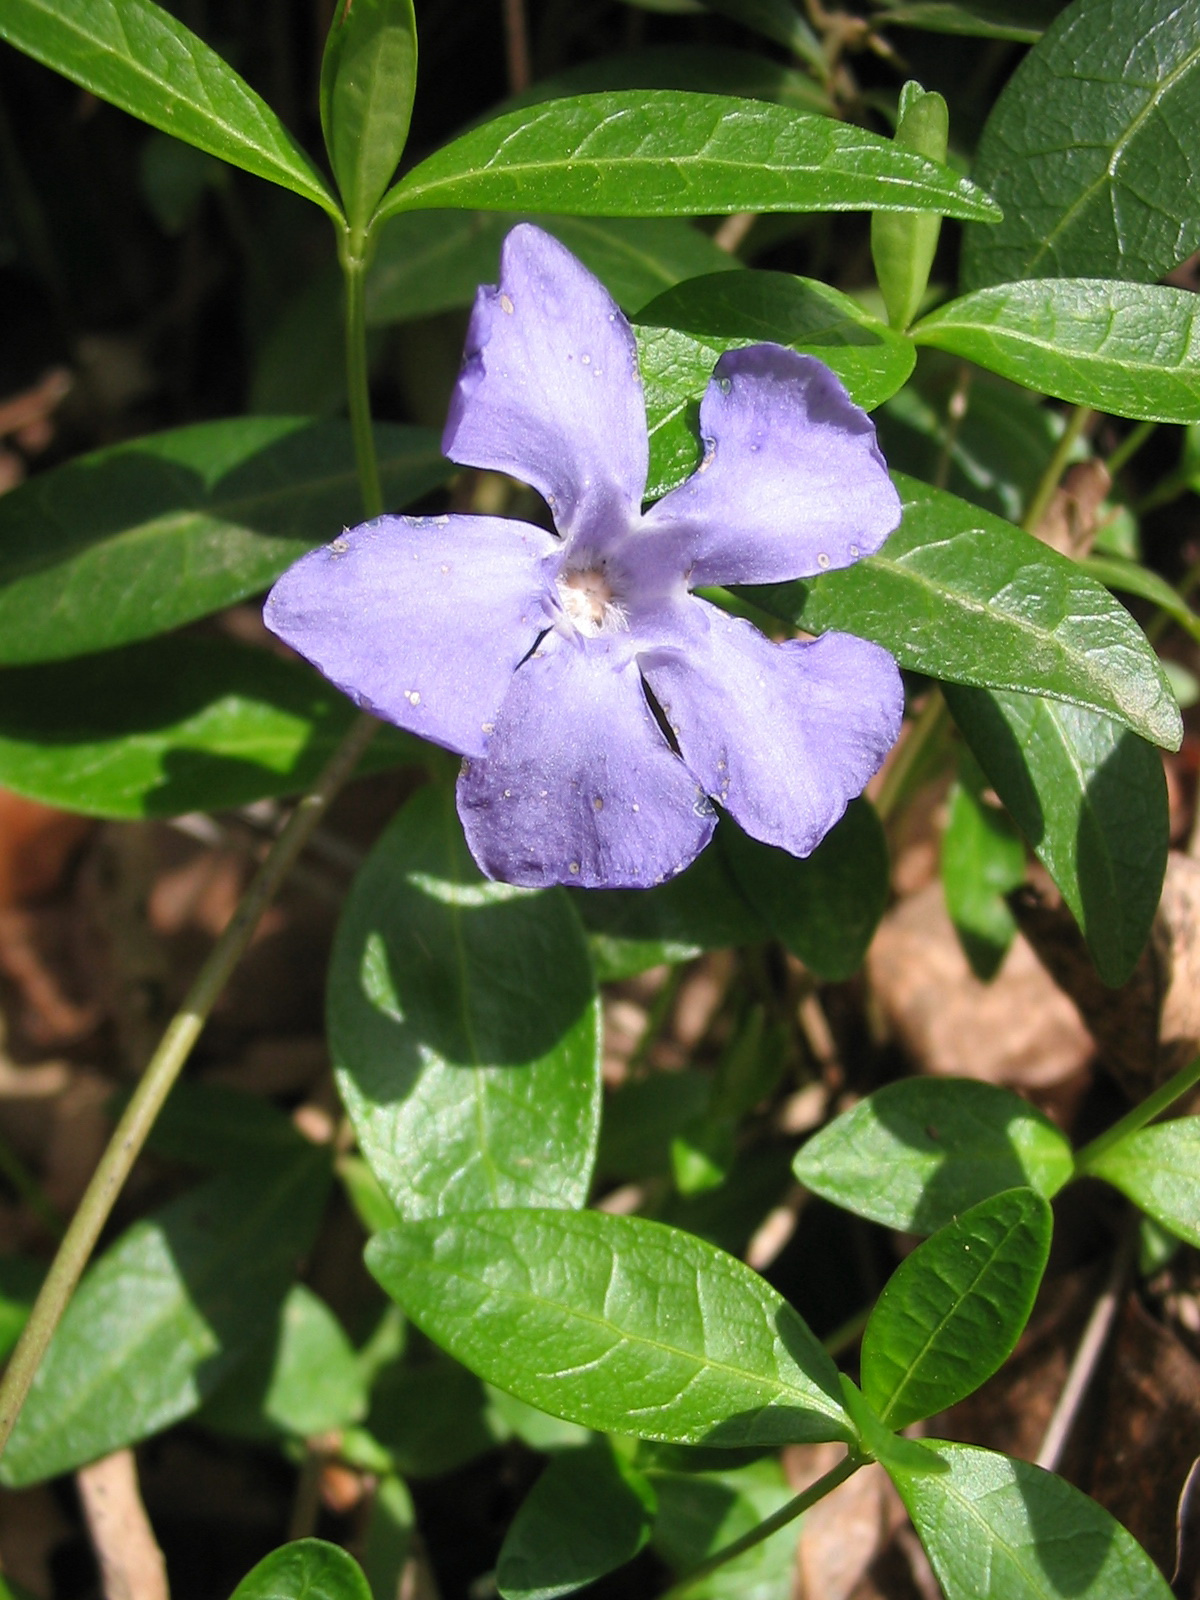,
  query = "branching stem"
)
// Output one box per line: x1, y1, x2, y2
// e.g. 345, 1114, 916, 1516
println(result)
659, 1452, 863, 1597
1074, 1052, 1200, 1175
